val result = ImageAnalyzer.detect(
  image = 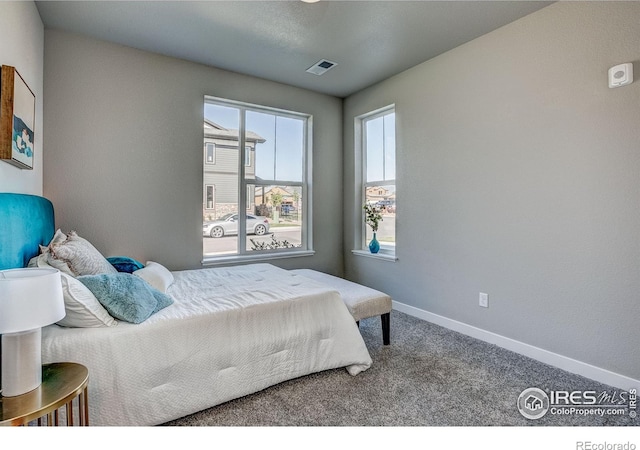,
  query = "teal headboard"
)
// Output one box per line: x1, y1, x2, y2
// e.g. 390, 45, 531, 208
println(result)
0, 193, 55, 270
